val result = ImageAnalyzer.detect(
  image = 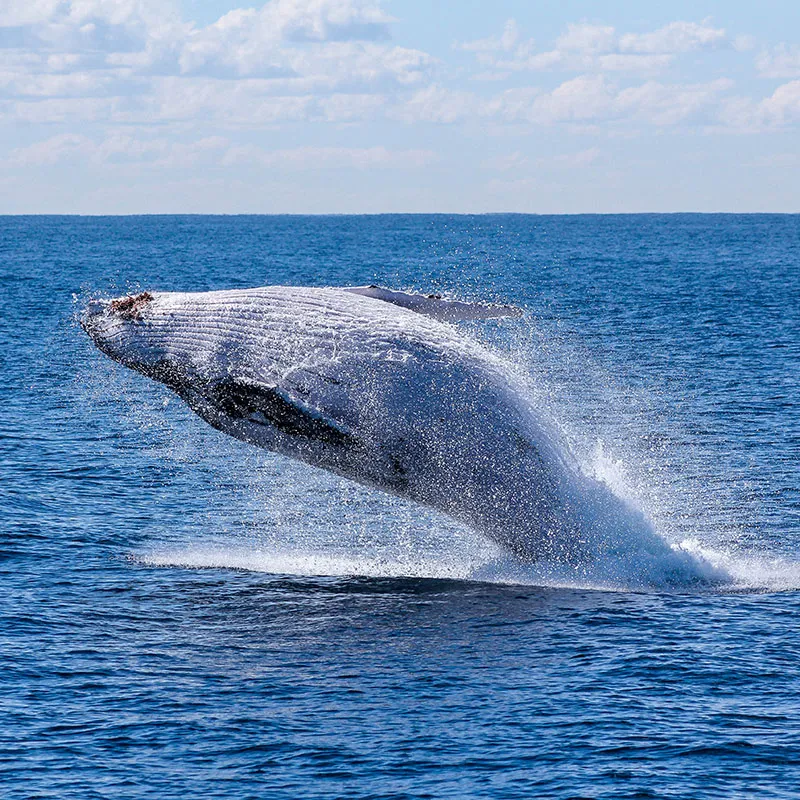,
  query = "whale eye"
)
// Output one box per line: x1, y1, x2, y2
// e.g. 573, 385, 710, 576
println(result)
110, 292, 154, 320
